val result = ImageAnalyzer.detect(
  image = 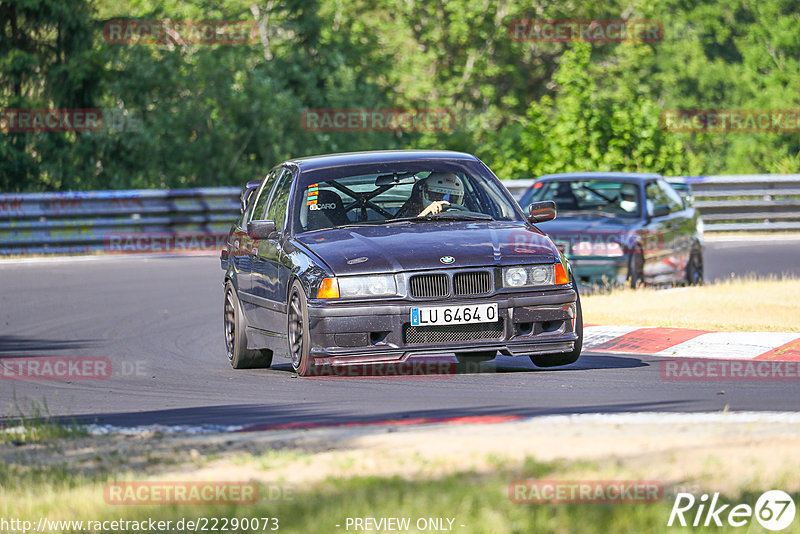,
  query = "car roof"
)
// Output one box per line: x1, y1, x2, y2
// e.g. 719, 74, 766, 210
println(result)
536, 172, 662, 182
285, 150, 479, 171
